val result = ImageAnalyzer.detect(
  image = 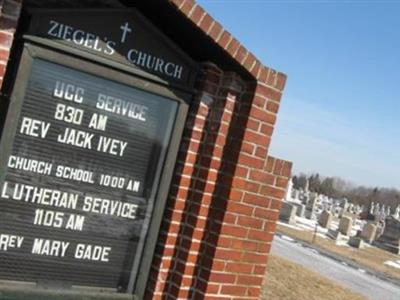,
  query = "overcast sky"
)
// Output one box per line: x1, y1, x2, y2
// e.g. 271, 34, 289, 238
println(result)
198, 0, 400, 189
